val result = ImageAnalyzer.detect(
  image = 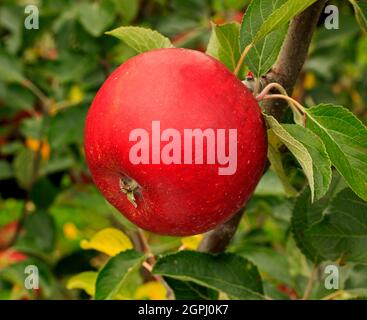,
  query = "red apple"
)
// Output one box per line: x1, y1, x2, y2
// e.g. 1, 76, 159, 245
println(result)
0, 222, 18, 247
84, 48, 267, 236
0, 249, 28, 268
